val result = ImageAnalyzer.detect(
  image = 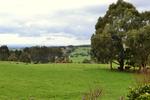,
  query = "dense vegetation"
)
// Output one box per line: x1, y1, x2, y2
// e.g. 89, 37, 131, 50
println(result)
0, 45, 69, 63
91, 0, 150, 71
127, 84, 150, 100
0, 45, 91, 64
